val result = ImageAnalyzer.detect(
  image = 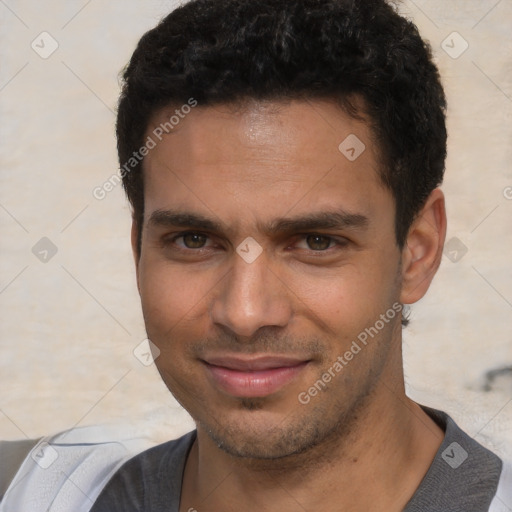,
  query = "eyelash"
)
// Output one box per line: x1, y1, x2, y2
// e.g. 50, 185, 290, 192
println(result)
164, 232, 349, 253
